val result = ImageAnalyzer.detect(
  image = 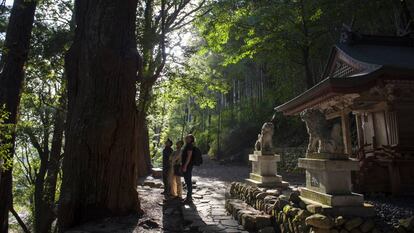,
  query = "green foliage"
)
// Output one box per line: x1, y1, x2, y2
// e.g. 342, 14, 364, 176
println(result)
147, 0, 409, 162
0, 105, 13, 170
147, 51, 230, 160
8, 0, 73, 227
